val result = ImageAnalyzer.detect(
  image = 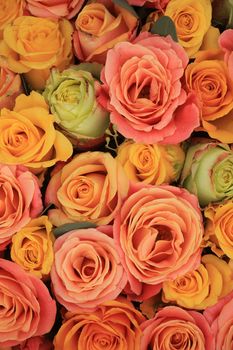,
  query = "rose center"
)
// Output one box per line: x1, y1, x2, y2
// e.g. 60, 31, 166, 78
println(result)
156, 225, 172, 241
